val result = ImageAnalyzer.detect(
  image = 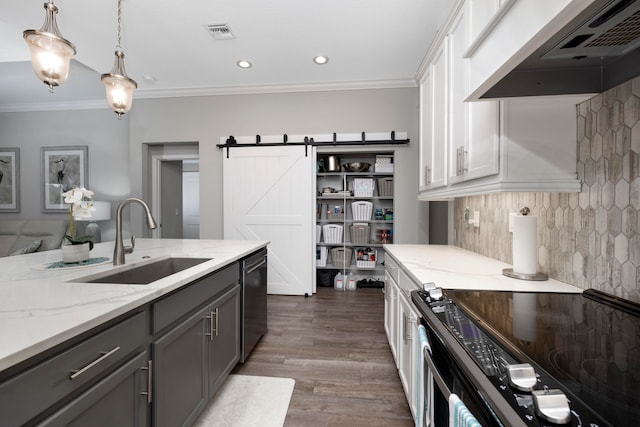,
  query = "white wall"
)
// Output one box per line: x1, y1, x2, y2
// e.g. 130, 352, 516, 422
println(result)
0, 109, 128, 242
131, 88, 426, 243
0, 87, 428, 245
